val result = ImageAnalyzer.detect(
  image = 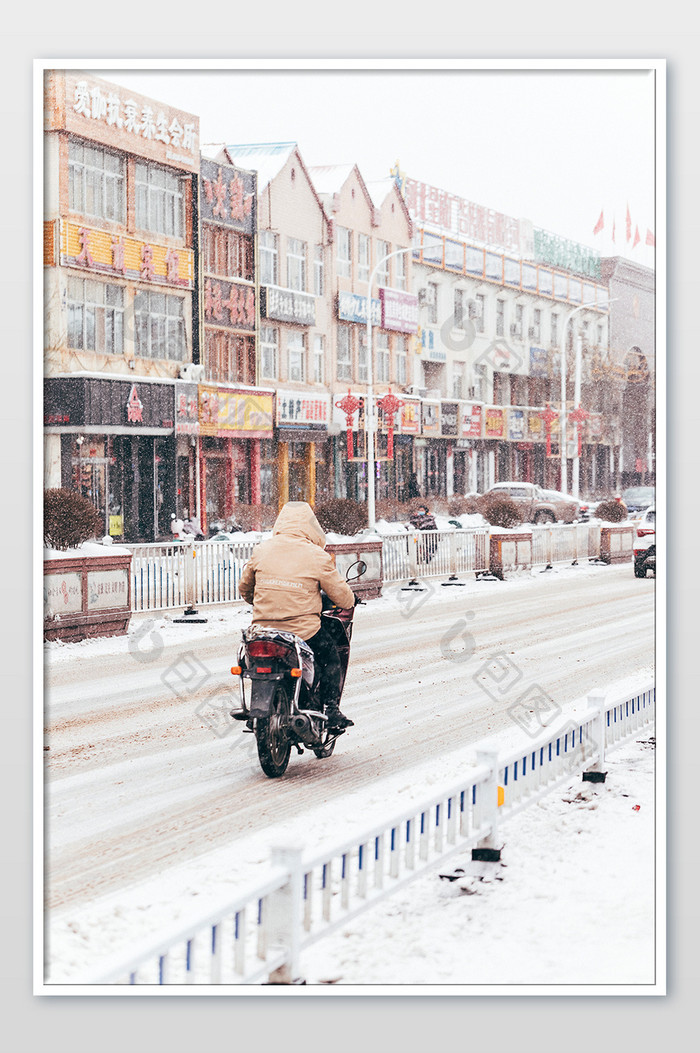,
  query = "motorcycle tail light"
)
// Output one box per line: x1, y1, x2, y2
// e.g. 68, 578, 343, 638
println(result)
246, 641, 289, 658
256, 666, 272, 674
